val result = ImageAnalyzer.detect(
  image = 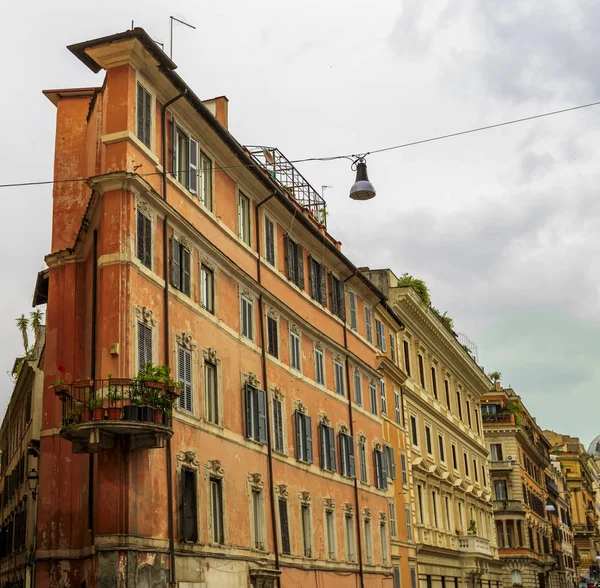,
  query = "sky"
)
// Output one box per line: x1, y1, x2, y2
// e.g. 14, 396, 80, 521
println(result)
1, 0, 599, 445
